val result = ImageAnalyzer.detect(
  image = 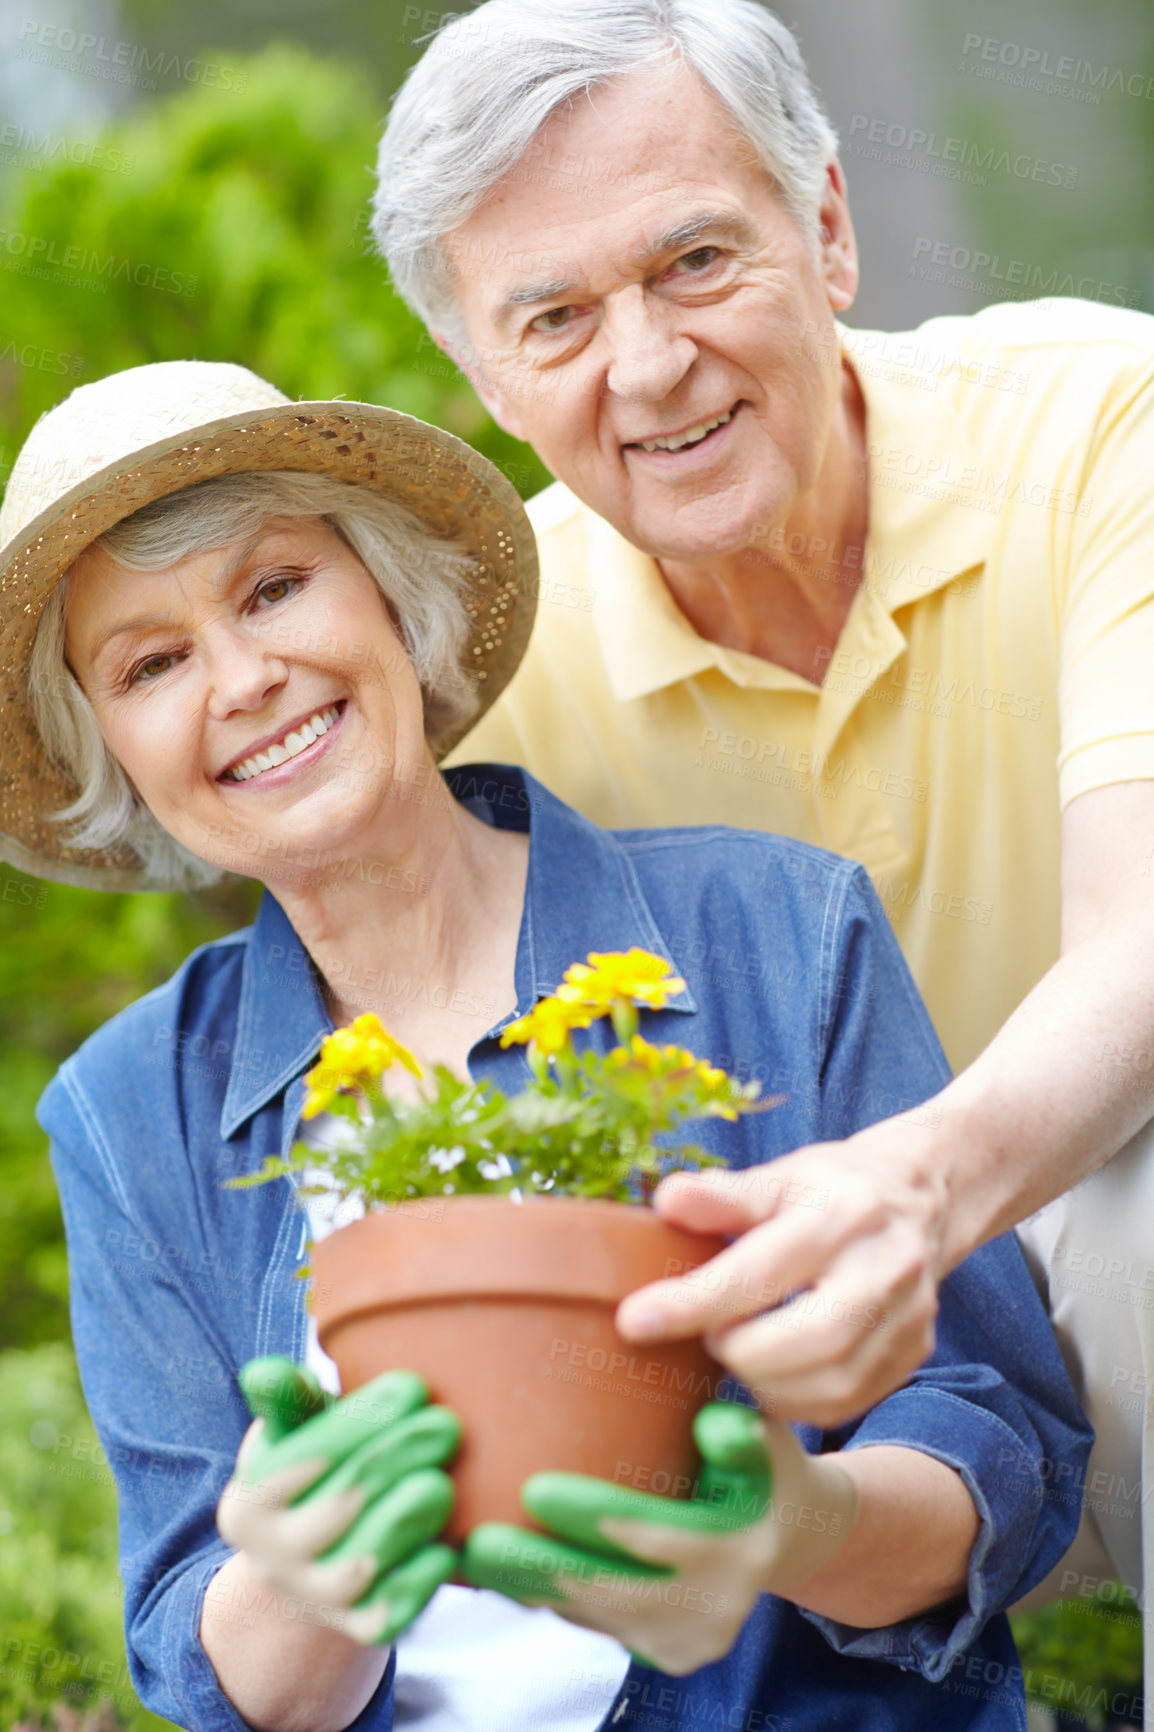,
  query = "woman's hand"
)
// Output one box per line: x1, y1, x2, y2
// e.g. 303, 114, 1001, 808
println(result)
217, 1357, 461, 1646
461, 1402, 858, 1675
